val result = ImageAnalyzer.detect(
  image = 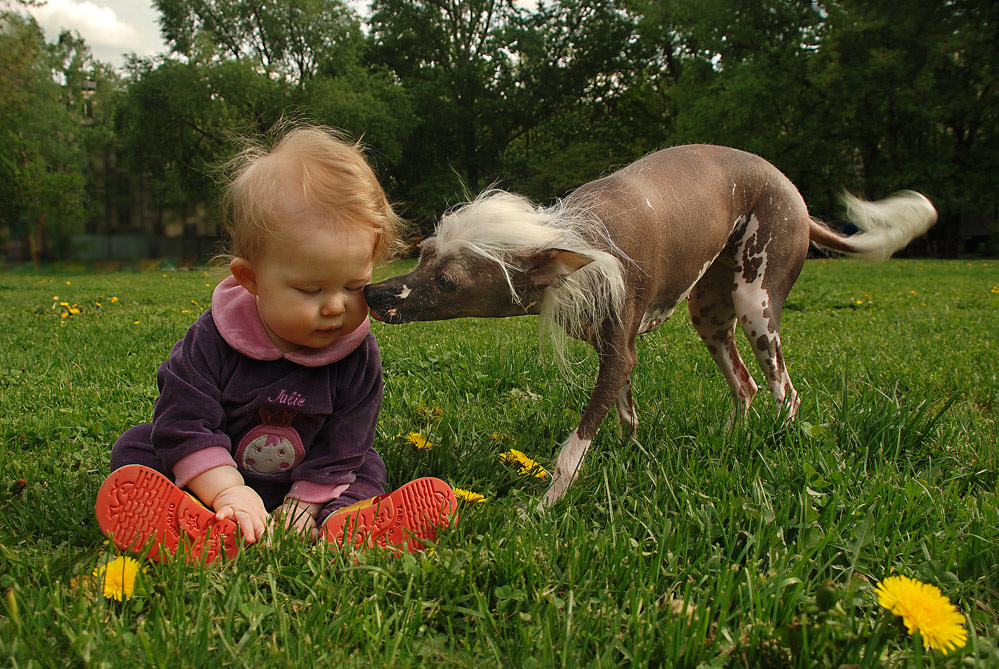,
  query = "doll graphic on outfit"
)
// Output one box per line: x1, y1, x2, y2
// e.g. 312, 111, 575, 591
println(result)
95, 124, 457, 563
237, 409, 305, 474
